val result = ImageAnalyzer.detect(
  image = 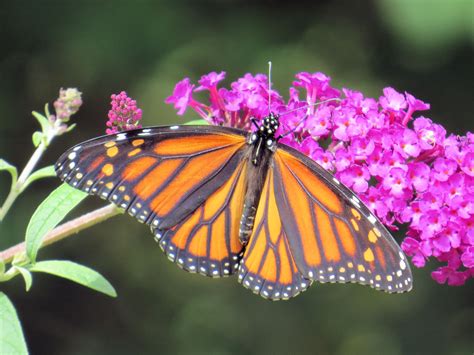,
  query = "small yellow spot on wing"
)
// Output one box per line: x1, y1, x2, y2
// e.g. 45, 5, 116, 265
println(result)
351, 208, 361, 220
132, 139, 145, 147
387, 275, 393, 282
105, 141, 116, 148
107, 146, 119, 157
76, 173, 83, 179
128, 148, 141, 157
350, 219, 359, 232
86, 180, 93, 186
364, 248, 375, 262
368, 230, 378, 243
358, 264, 365, 272
119, 186, 126, 192
339, 267, 346, 273
102, 163, 114, 176
375, 275, 381, 281
106, 182, 114, 189
124, 195, 130, 201
347, 262, 354, 268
